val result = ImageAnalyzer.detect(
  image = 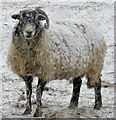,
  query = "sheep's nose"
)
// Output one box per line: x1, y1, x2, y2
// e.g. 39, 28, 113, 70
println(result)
26, 31, 33, 35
